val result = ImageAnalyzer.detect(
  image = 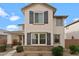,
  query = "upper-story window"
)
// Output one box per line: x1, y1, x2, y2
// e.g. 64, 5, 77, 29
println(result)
56, 19, 63, 26
29, 11, 48, 24
34, 12, 44, 24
